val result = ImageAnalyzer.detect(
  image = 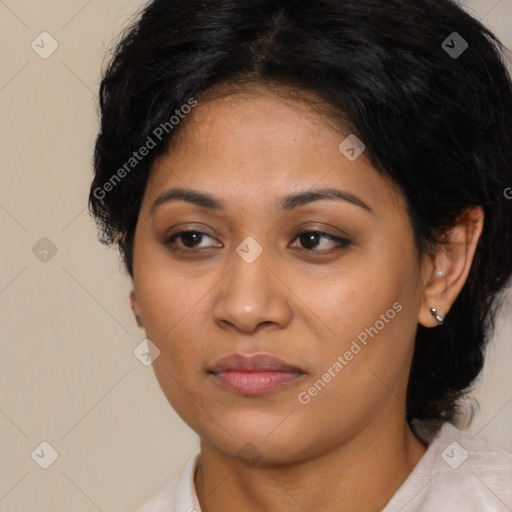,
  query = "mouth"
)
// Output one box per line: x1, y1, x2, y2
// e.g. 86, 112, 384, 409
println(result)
208, 353, 307, 396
